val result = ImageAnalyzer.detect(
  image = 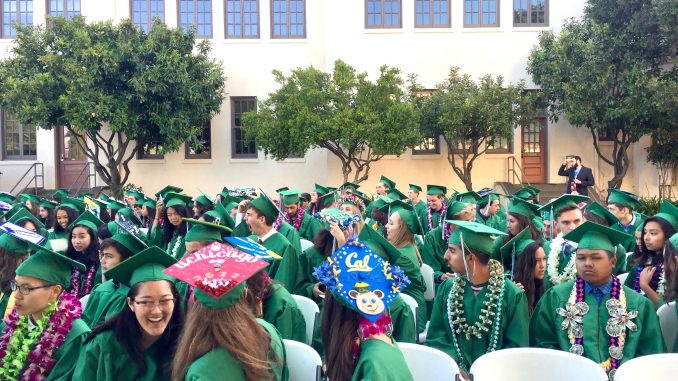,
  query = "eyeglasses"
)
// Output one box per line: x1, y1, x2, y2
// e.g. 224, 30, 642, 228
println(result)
131, 298, 176, 310
10, 281, 56, 295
